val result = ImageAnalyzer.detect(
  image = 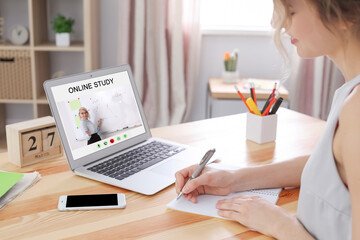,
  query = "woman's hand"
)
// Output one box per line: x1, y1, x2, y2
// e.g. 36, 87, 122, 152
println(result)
216, 196, 313, 239
175, 165, 234, 203
216, 196, 285, 236
98, 118, 103, 127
